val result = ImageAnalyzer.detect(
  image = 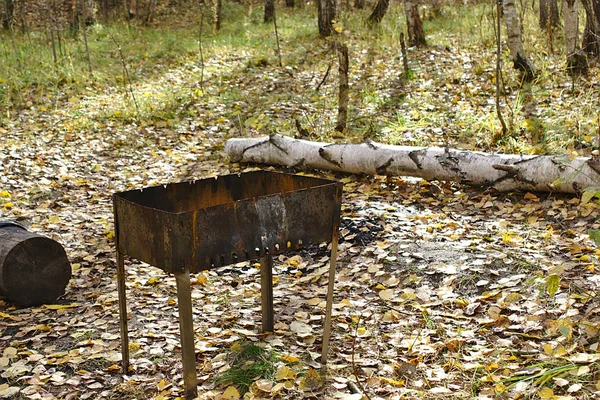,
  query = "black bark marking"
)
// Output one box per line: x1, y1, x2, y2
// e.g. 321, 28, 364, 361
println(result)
319, 147, 343, 168
365, 139, 379, 150
436, 148, 465, 179
586, 156, 600, 175
269, 134, 290, 155
490, 162, 537, 187
236, 137, 273, 161
376, 157, 394, 175
408, 149, 426, 169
